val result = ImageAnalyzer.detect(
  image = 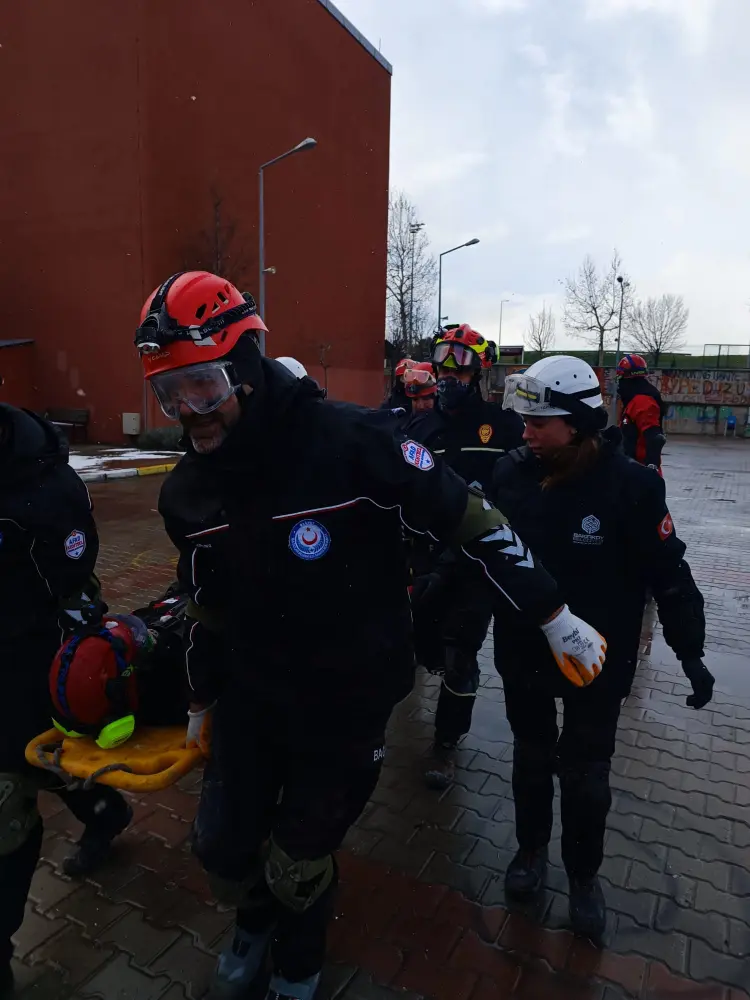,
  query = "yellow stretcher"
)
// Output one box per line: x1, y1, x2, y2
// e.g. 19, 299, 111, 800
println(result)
26, 727, 204, 793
